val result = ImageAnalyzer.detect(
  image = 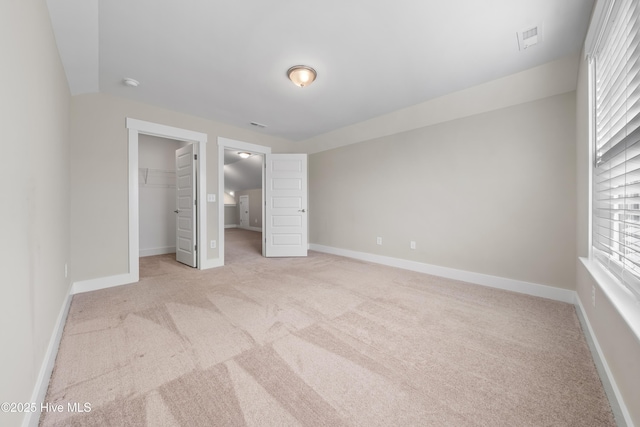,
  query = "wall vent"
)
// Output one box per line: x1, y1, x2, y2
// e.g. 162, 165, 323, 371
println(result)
517, 24, 541, 51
